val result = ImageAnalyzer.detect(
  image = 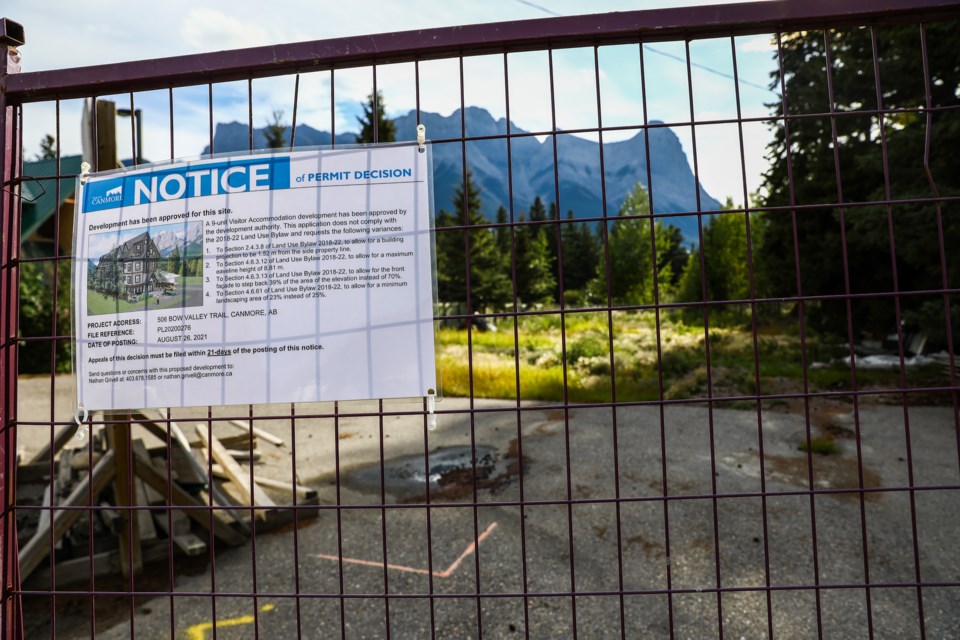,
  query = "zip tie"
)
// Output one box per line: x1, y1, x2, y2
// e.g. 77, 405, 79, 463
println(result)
417, 124, 426, 153
74, 404, 89, 441
79, 161, 91, 185
426, 389, 436, 431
